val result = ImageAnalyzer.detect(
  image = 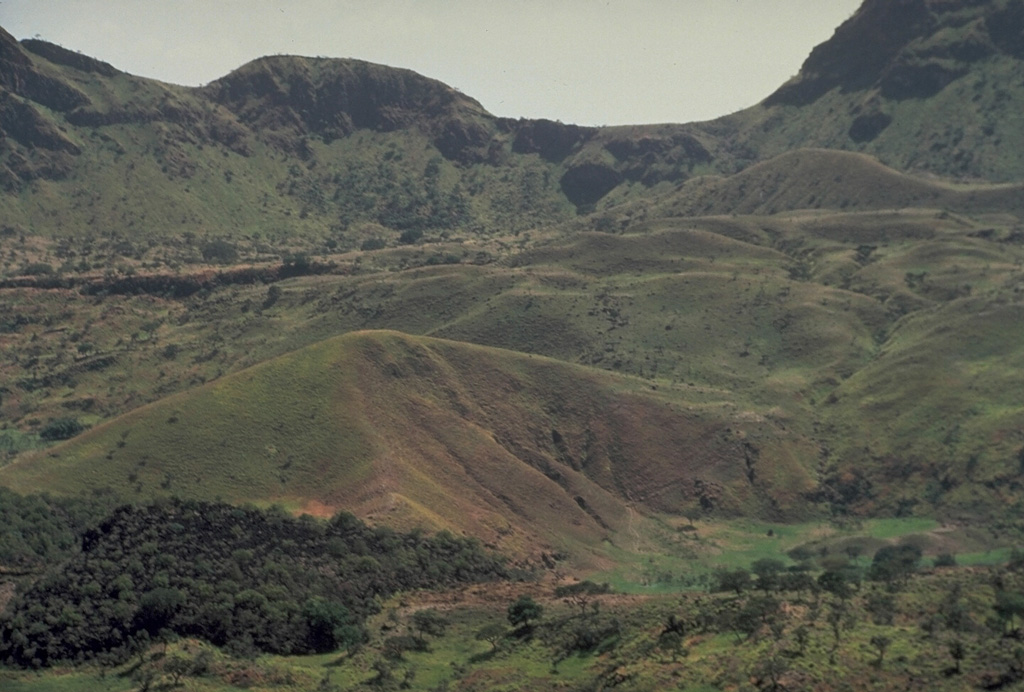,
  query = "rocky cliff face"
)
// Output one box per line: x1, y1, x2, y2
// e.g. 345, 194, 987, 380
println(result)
0, 29, 87, 185
0, 29, 92, 113
721, 0, 1024, 181
767, 0, 1023, 107
202, 57, 498, 163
